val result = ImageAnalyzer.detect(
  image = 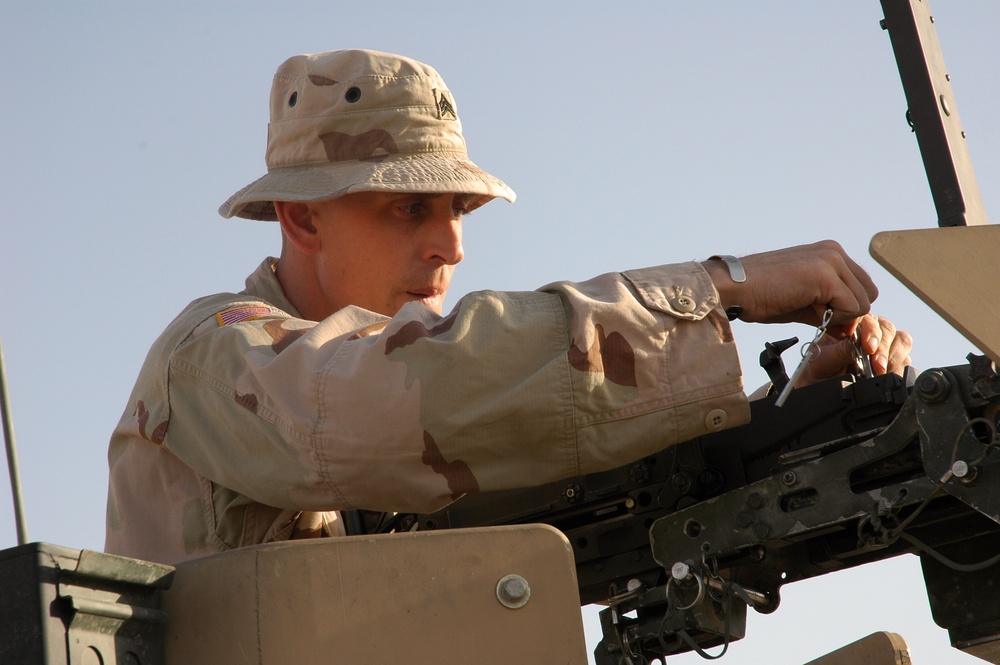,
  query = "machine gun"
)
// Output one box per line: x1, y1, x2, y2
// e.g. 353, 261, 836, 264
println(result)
405, 1, 1000, 662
